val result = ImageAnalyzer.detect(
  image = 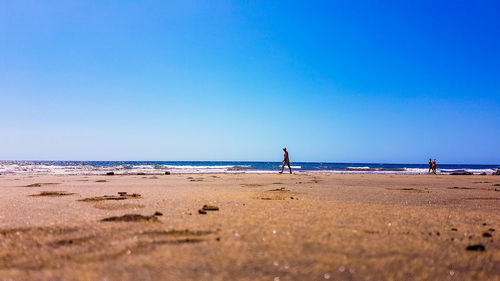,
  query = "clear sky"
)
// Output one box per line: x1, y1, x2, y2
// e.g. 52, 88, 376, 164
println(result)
1, 1, 499, 164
